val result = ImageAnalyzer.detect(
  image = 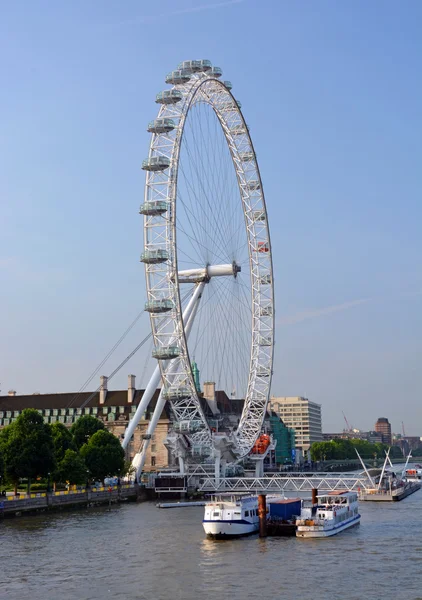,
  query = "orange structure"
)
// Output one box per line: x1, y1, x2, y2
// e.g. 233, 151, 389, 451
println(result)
251, 434, 271, 454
